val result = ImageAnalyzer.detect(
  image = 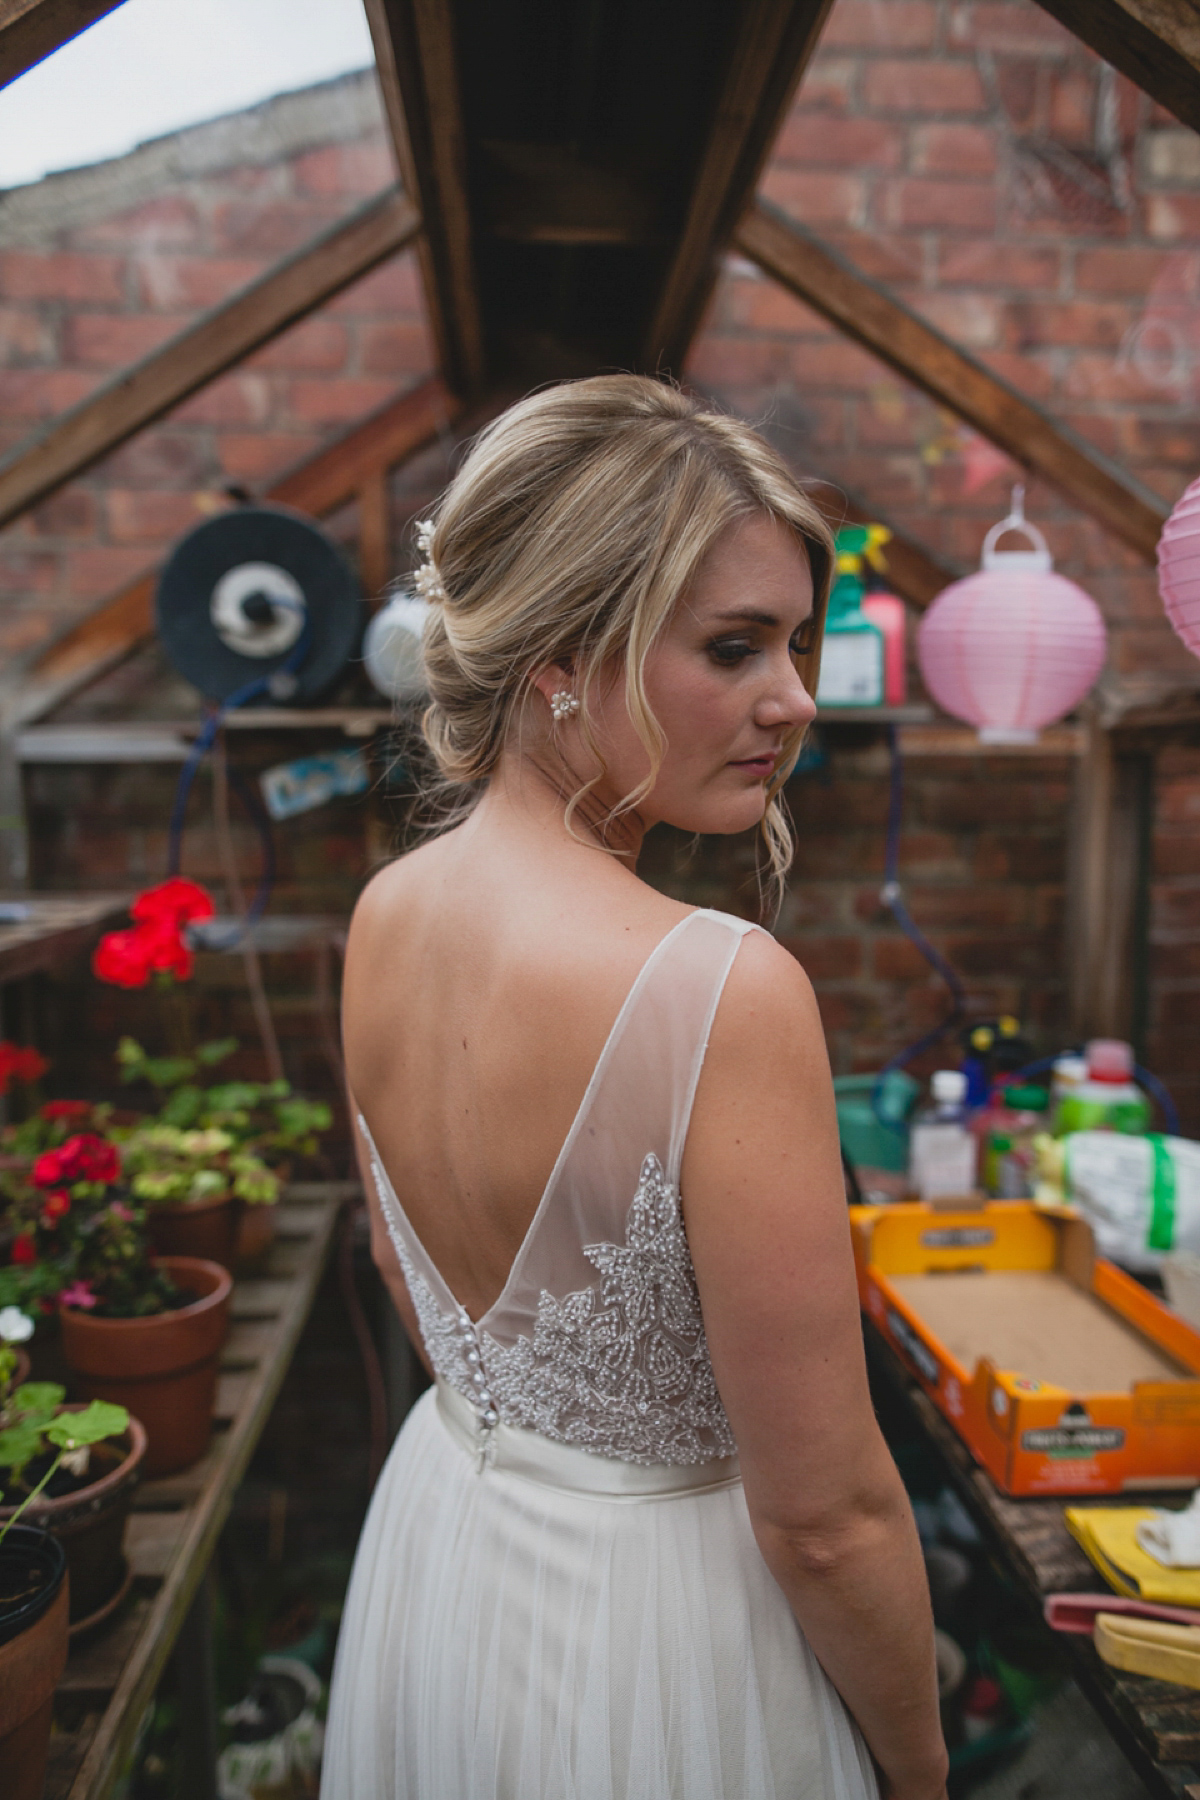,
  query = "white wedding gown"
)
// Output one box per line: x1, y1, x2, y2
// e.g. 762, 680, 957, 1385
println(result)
321, 909, 878, 1800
